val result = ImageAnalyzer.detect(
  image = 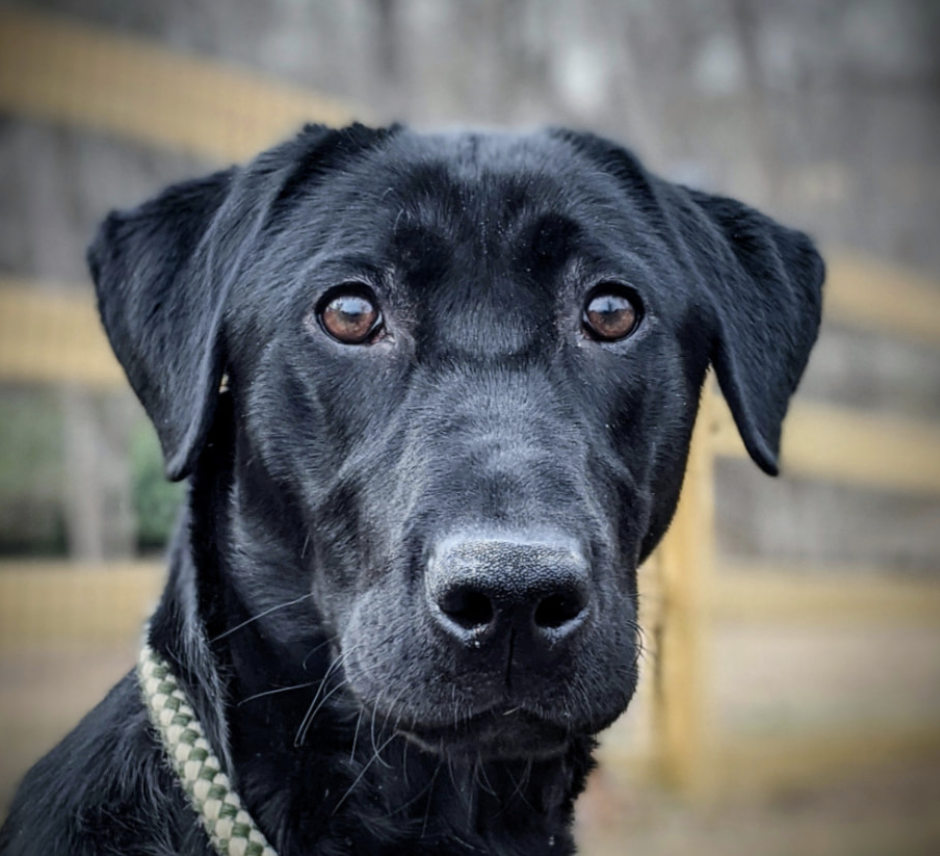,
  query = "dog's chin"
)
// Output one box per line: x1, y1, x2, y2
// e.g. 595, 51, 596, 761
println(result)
398, 709, 573, 761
